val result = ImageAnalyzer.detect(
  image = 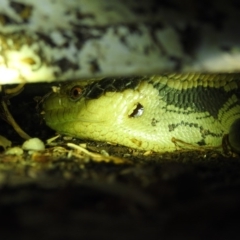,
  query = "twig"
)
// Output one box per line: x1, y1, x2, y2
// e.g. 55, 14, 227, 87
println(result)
67, 142, 130, 164
1, 99, 31, 140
